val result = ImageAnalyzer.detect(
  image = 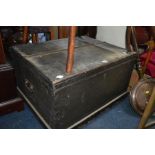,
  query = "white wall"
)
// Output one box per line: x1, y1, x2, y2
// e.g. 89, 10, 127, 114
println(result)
96, 26, 127, 48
